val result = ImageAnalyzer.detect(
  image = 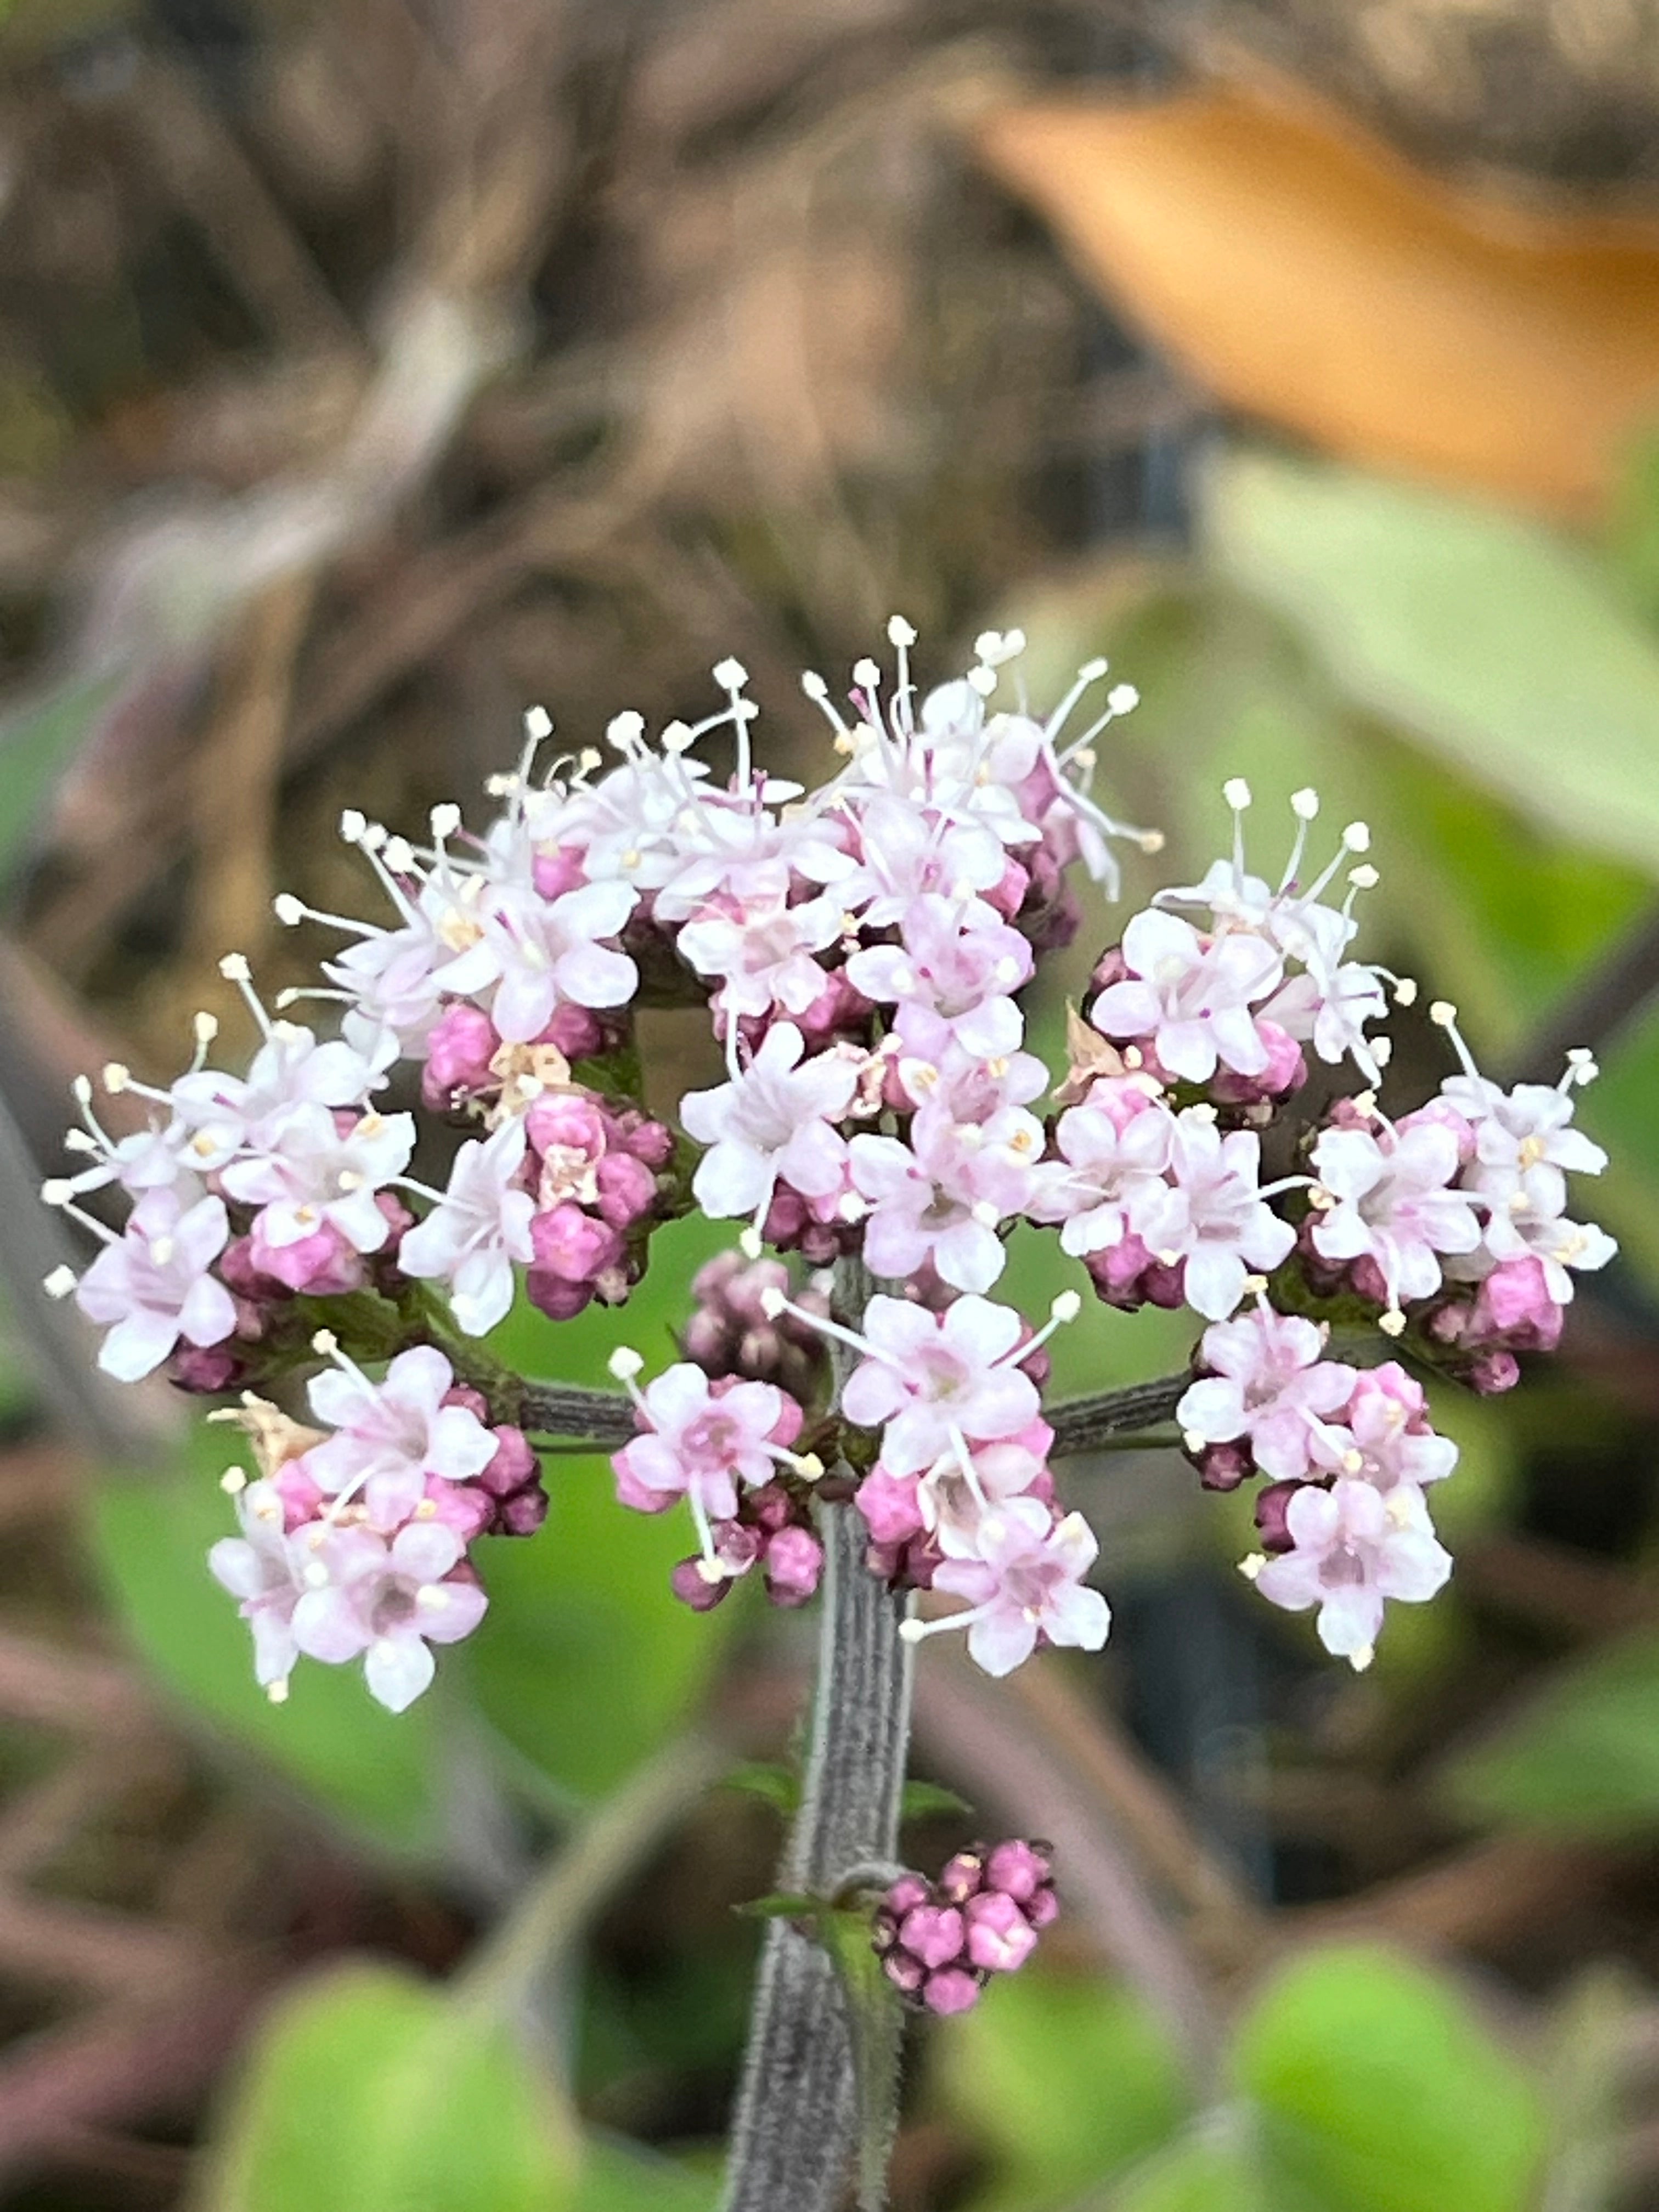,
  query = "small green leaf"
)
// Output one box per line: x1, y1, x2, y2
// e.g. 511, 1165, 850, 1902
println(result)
1231, 1943, 1544, 2212
1442, 1631, 1659, 1836
900, 1779, 973, 1821
724, 1762, 800, 1815
195, 1962, 578, 2212
733, 1891, 820, 1922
